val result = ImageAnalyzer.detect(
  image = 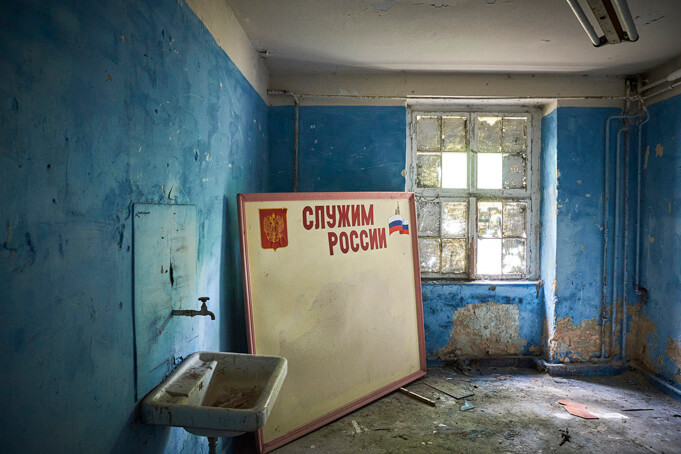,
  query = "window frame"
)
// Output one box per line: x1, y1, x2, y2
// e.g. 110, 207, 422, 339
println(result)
406, 105, 541, 281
